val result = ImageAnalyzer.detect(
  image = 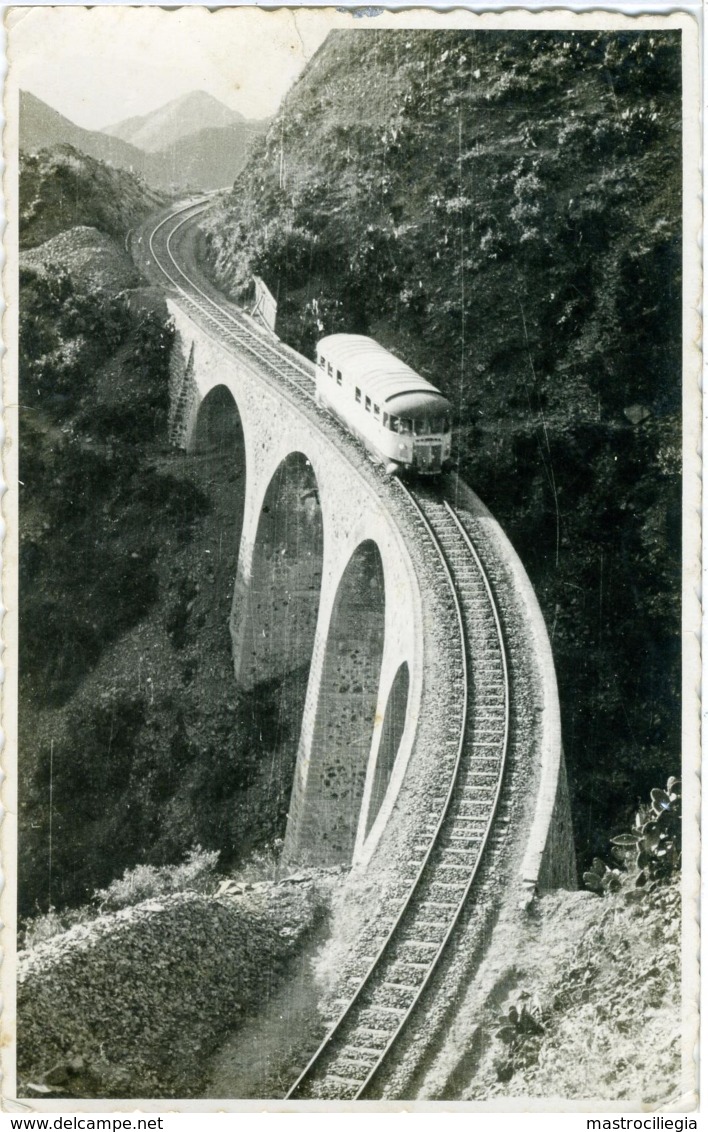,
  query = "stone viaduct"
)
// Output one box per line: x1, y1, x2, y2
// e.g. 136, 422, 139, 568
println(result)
165, 297, 575, 898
